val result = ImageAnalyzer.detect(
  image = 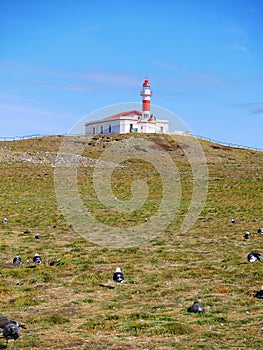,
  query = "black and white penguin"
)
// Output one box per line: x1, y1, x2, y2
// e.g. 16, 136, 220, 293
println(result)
254, 286, 263, 299
113, 267, 124, 284
247, 252, 263, 263
32, 254, 42, 264
244, 232, 250, 240
13, 256, 23, 265
187, 301, 205, 313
